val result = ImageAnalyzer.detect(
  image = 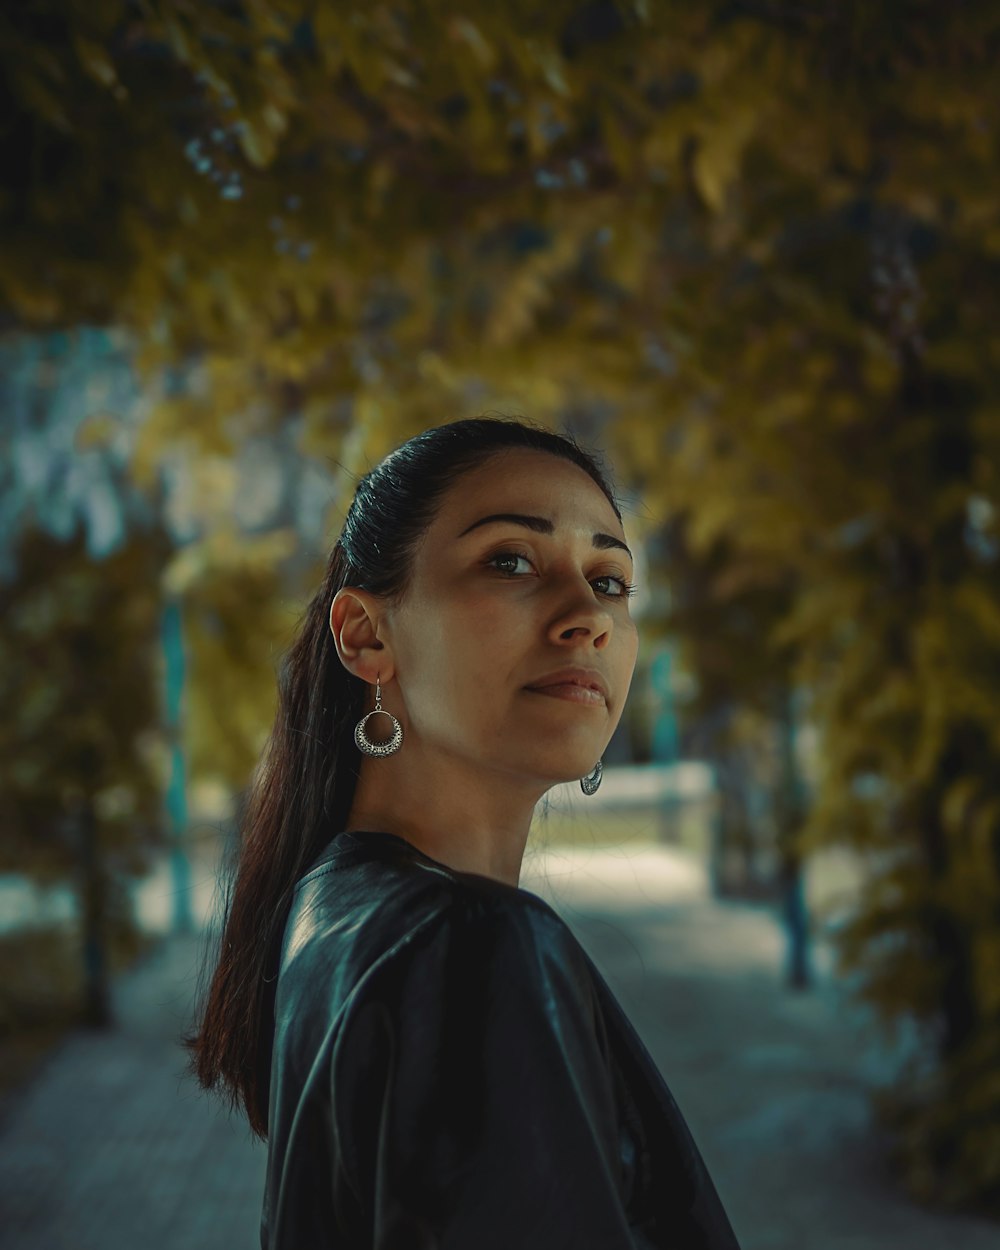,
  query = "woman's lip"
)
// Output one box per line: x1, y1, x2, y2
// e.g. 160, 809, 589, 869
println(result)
525, 683, 606, 706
